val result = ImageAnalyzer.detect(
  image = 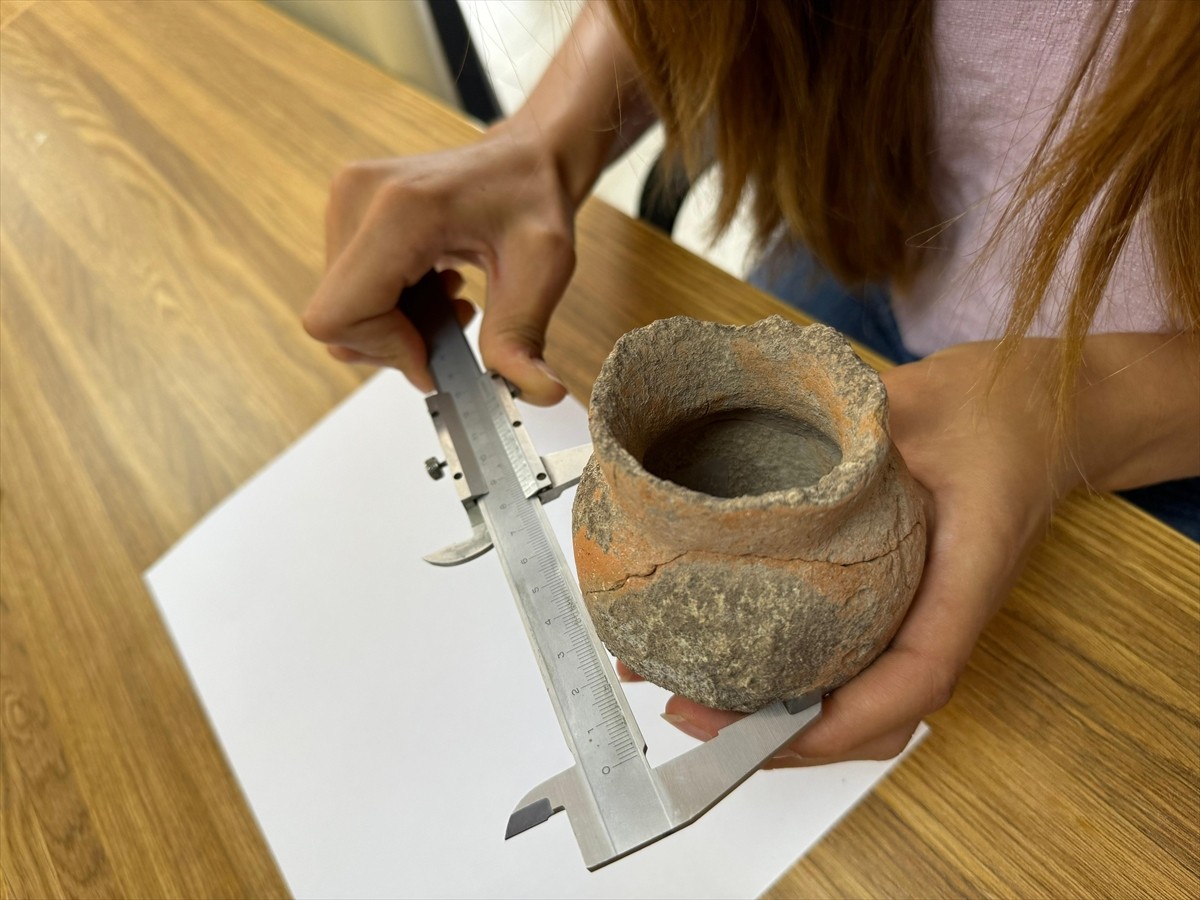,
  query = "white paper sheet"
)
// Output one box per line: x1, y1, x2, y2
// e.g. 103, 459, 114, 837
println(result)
145, 325, 925, 899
